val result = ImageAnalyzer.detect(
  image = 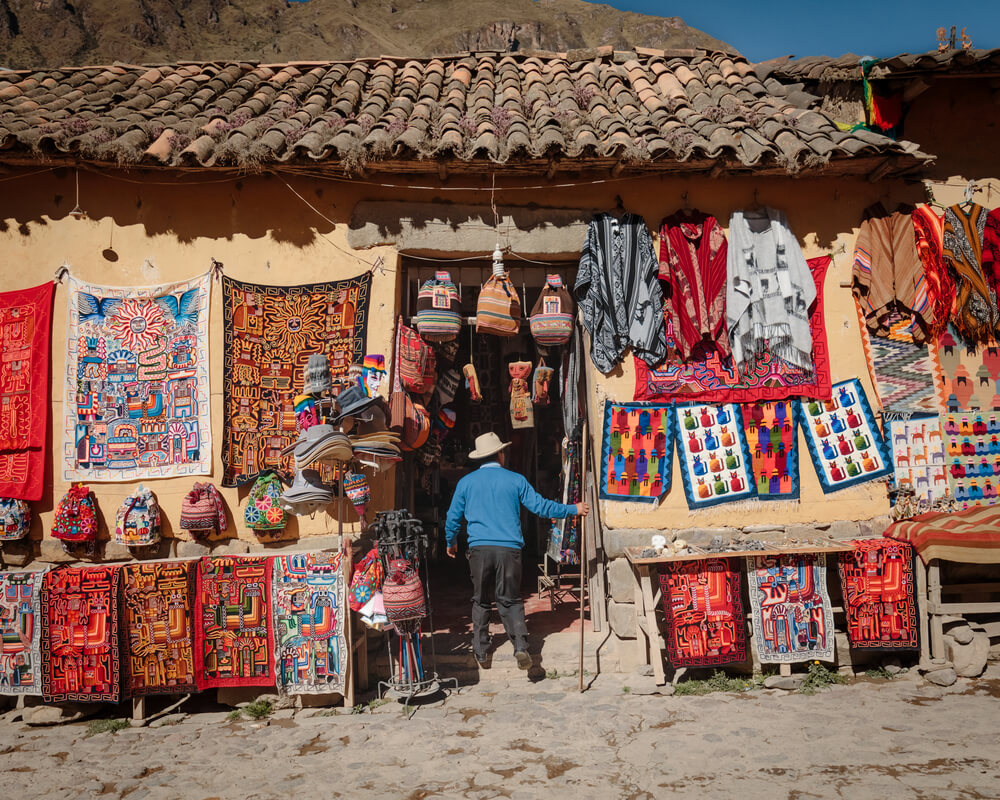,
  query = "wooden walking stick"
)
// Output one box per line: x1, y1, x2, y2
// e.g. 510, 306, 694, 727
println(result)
578, 421, 589, 693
